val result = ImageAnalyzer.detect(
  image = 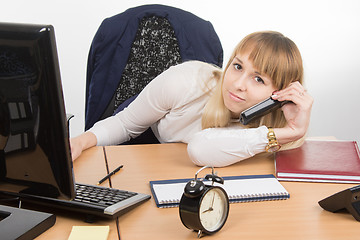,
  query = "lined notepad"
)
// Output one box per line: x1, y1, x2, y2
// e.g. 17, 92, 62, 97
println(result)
150, 174, 289, 208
